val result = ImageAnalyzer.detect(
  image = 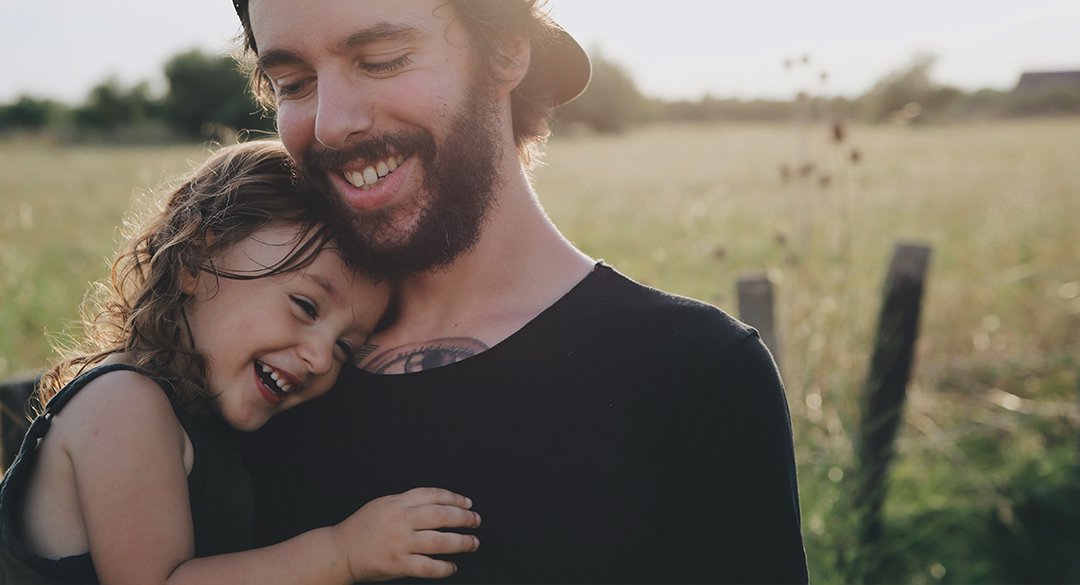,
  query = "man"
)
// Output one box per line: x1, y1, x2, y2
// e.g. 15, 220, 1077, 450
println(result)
234, 1, 808, 582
